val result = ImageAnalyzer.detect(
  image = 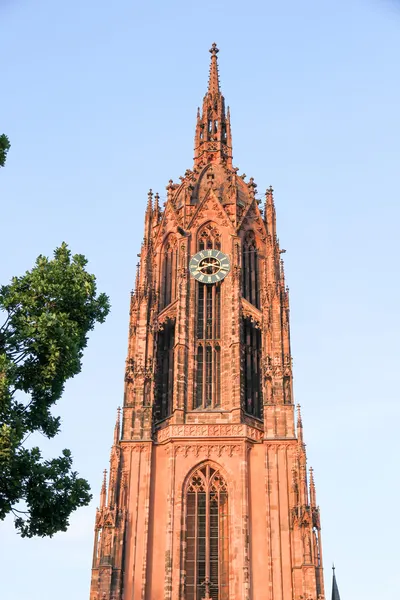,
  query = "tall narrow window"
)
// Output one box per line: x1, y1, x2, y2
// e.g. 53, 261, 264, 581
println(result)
161, 237, 178, 310
185, 465, 229, 600
195, 224, 222, 409
155, 320, 175, 420
242, 231, 260, 308
242, 317, 262, 418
